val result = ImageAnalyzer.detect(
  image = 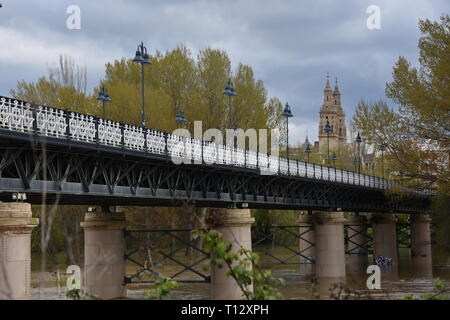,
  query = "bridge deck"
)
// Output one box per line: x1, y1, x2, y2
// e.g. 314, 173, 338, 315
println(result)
0, 96, 431, 213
